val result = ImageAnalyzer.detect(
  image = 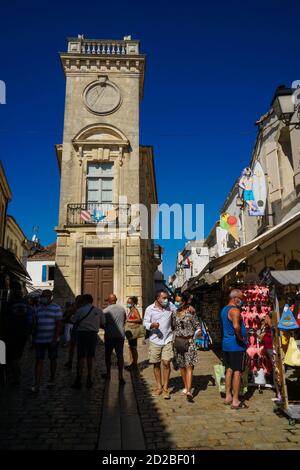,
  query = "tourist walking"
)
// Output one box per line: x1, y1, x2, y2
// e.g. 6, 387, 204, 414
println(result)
125, 296, 142, 369
64, 295, 84, 369
143, 290, 176, 399
5, 288, 33, 385
221, 289, 248, 409
71, 294, 104, 389
172, 292, 202, 402
62, 301, 73, 346
31, 290, 63, 393
102, 294, 126, 385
